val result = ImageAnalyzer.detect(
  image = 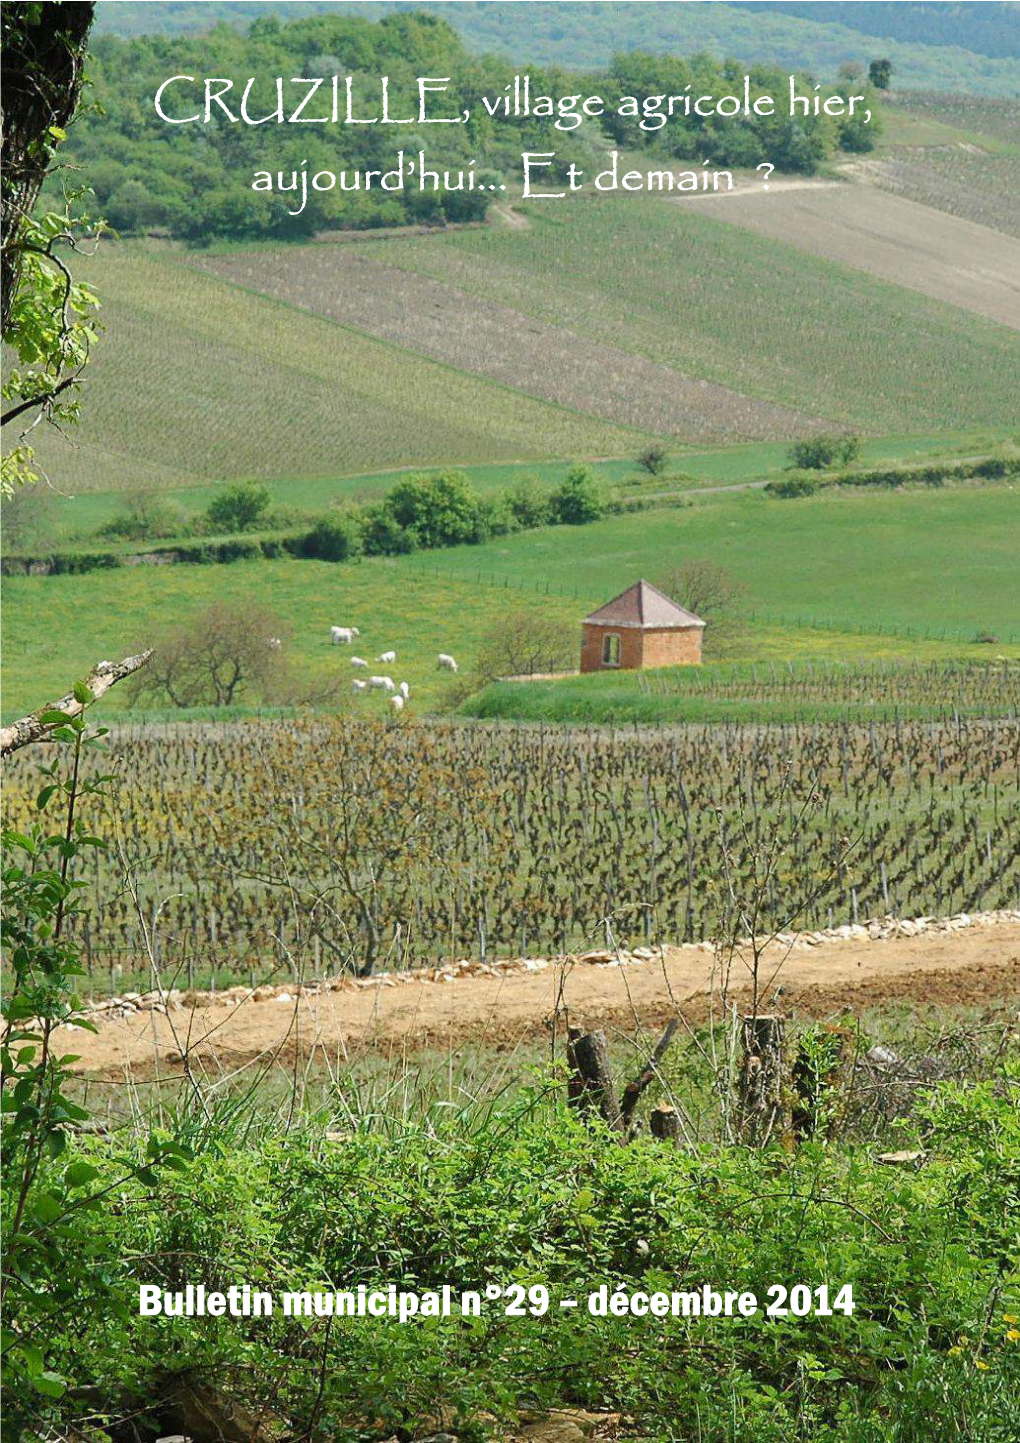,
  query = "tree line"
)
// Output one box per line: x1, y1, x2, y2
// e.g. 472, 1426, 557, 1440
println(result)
54, 9, 882, 243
